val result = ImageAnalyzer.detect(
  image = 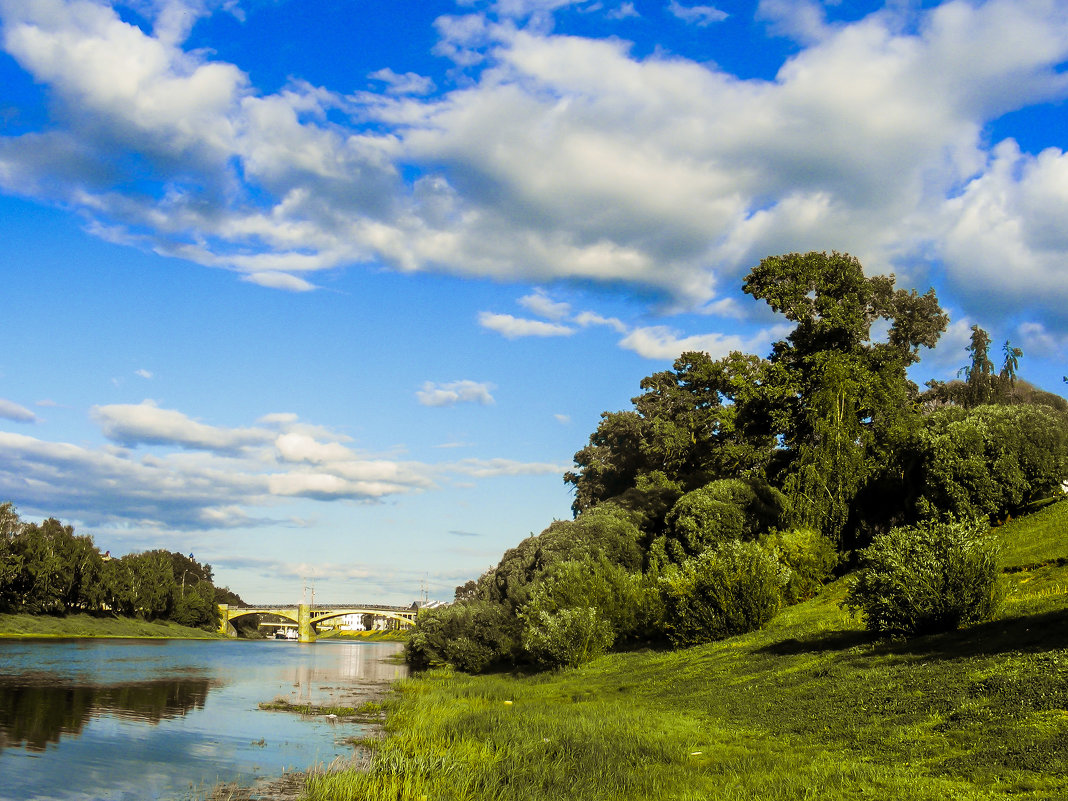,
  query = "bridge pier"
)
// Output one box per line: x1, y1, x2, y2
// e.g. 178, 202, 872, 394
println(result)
297, 603, 316, 643
217, 604, 233, 637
